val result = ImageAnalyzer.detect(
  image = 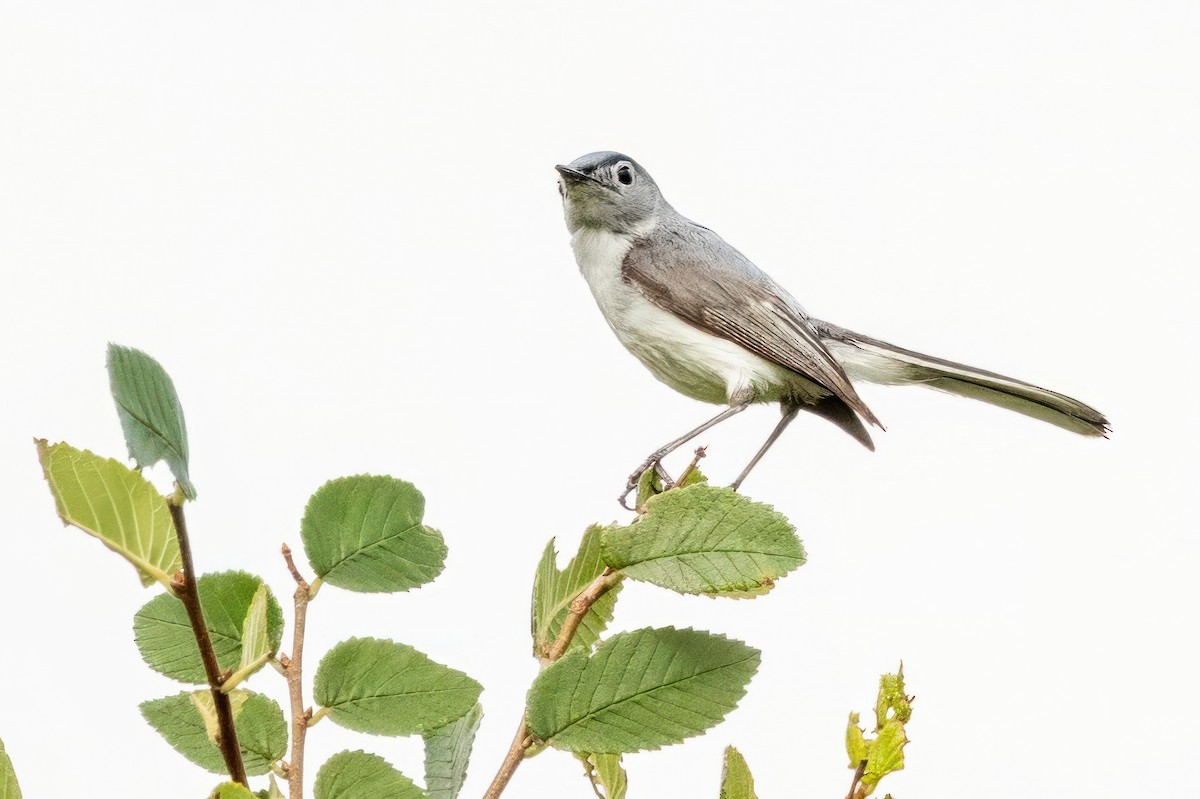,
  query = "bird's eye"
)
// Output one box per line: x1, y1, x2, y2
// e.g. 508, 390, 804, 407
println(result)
616, 165, 634, 185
